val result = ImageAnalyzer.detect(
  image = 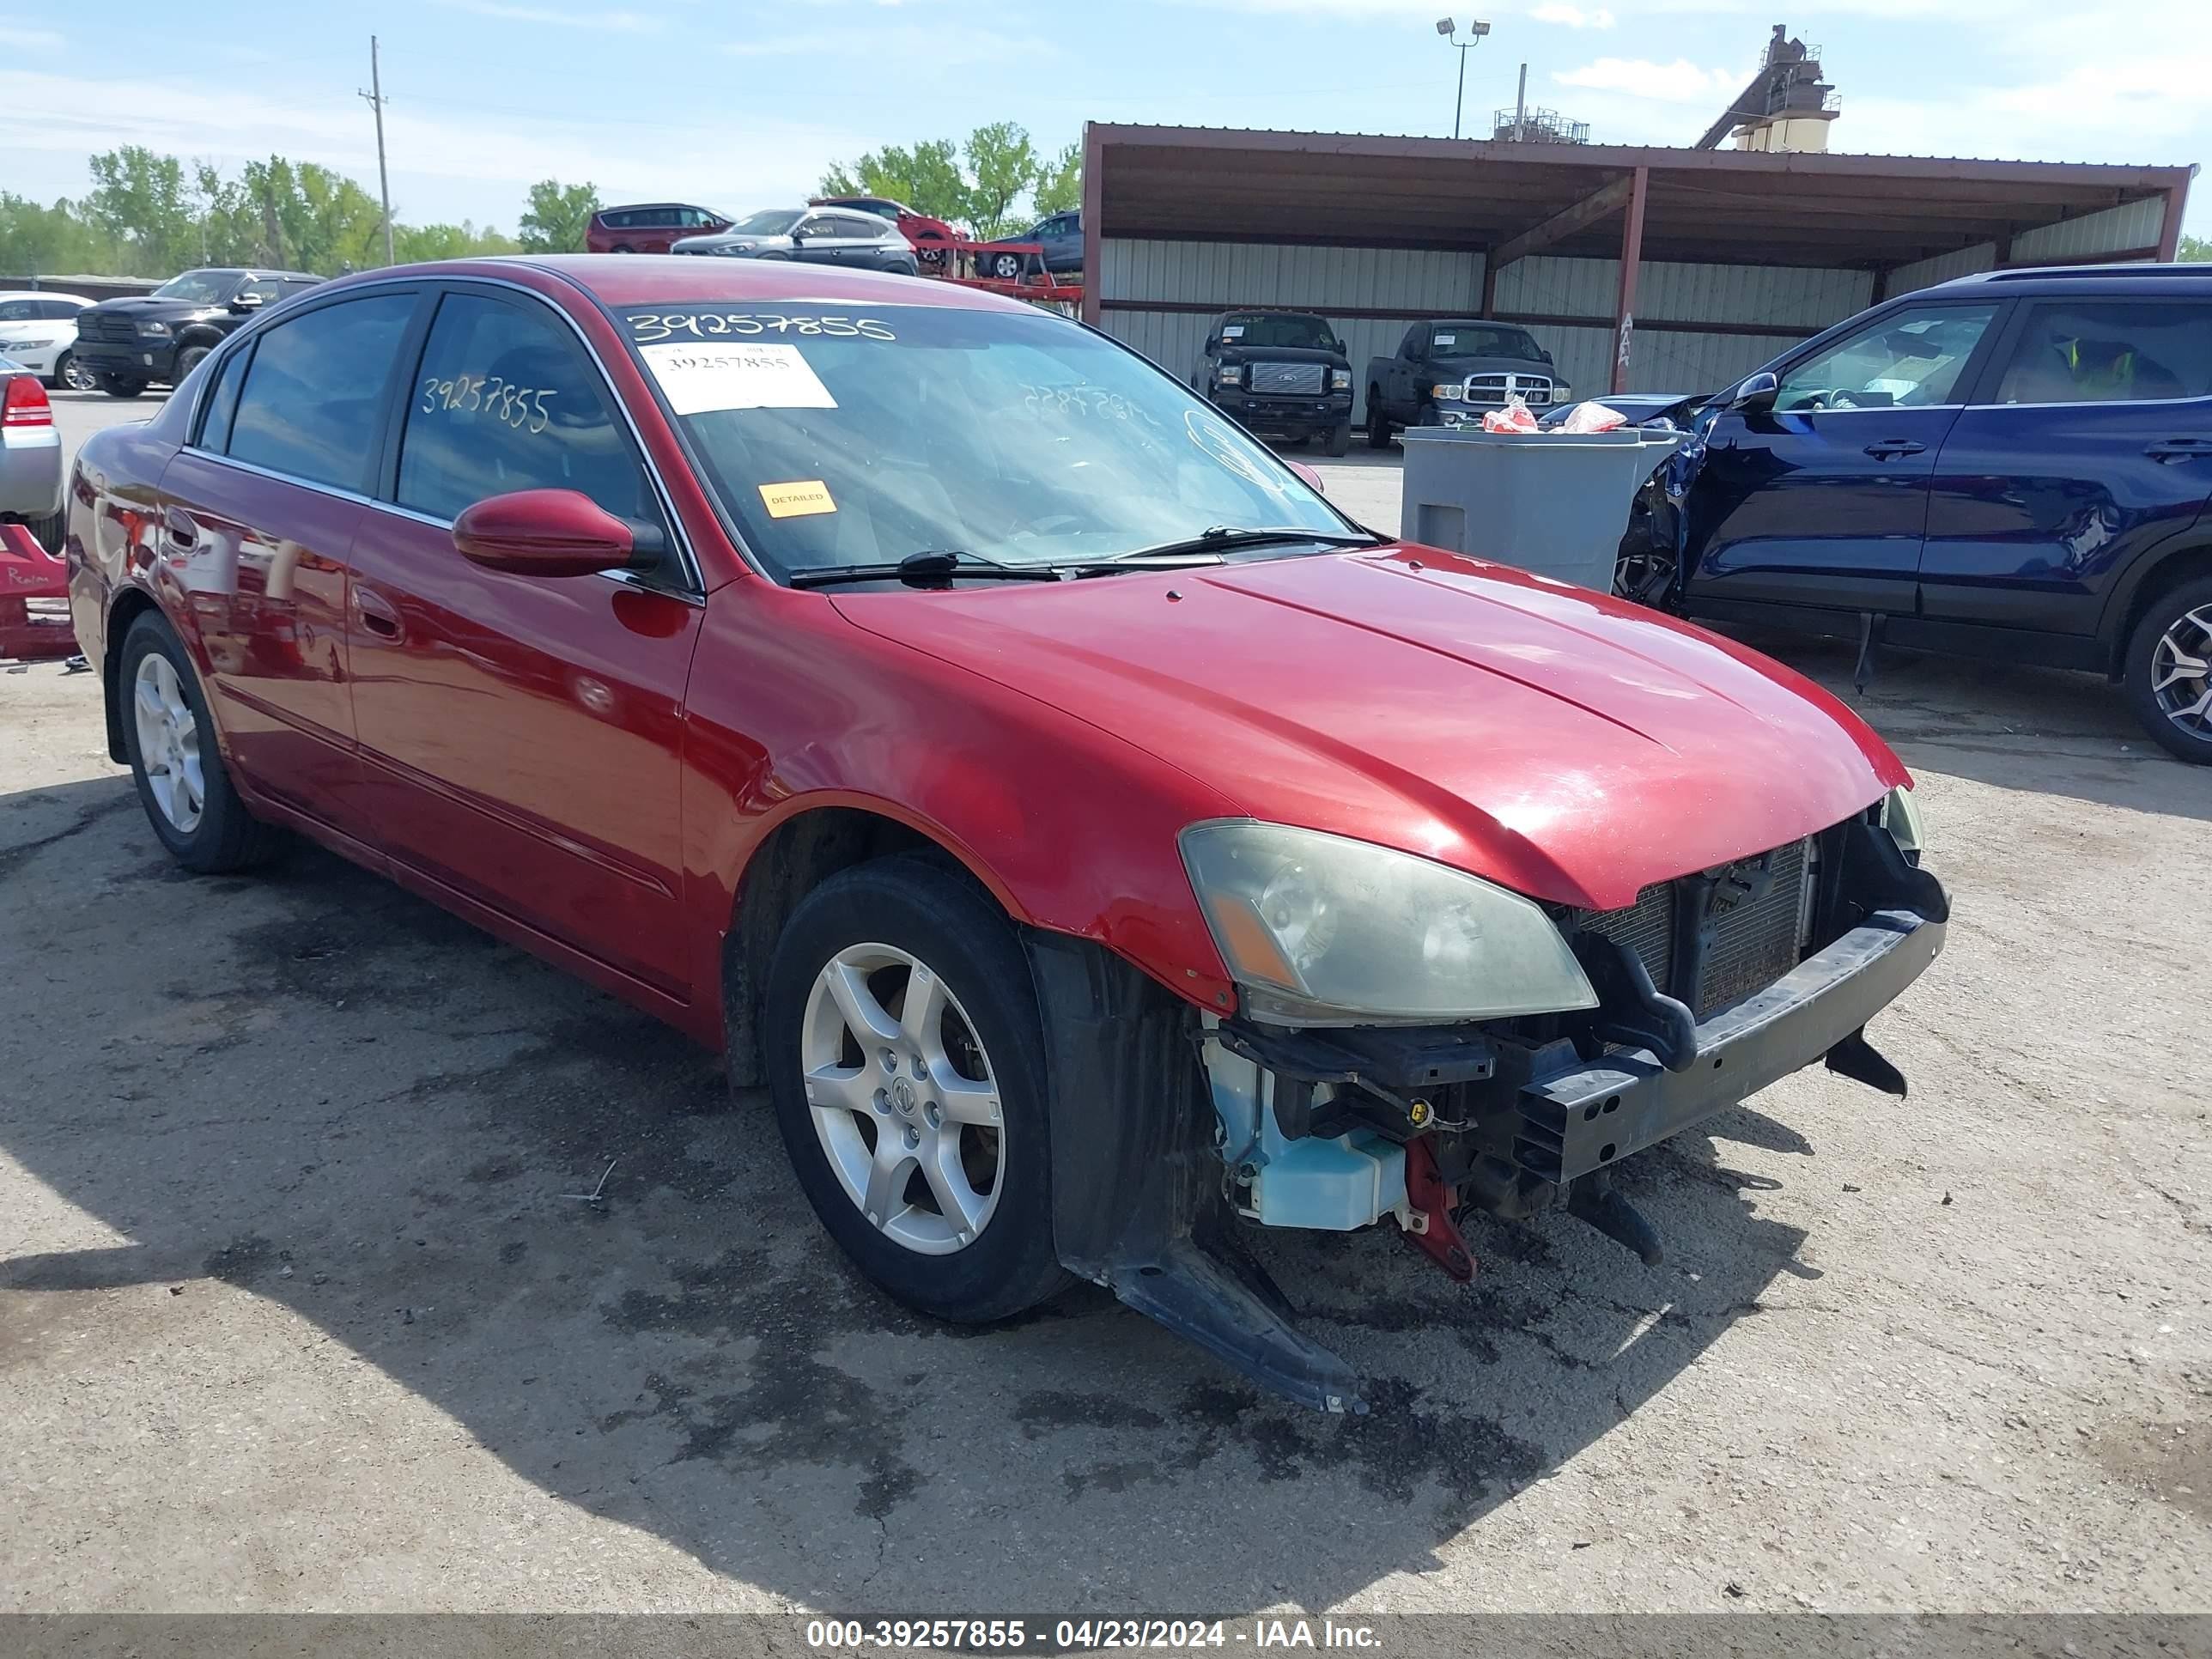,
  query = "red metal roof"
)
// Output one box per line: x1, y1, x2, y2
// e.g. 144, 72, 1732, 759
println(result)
1085, 124, 2197, 268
